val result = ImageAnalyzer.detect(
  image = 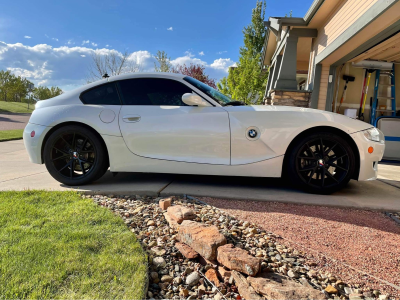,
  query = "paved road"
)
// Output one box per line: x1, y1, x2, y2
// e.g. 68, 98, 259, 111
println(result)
1, 140, 399, 211
0, 113, 31, 130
